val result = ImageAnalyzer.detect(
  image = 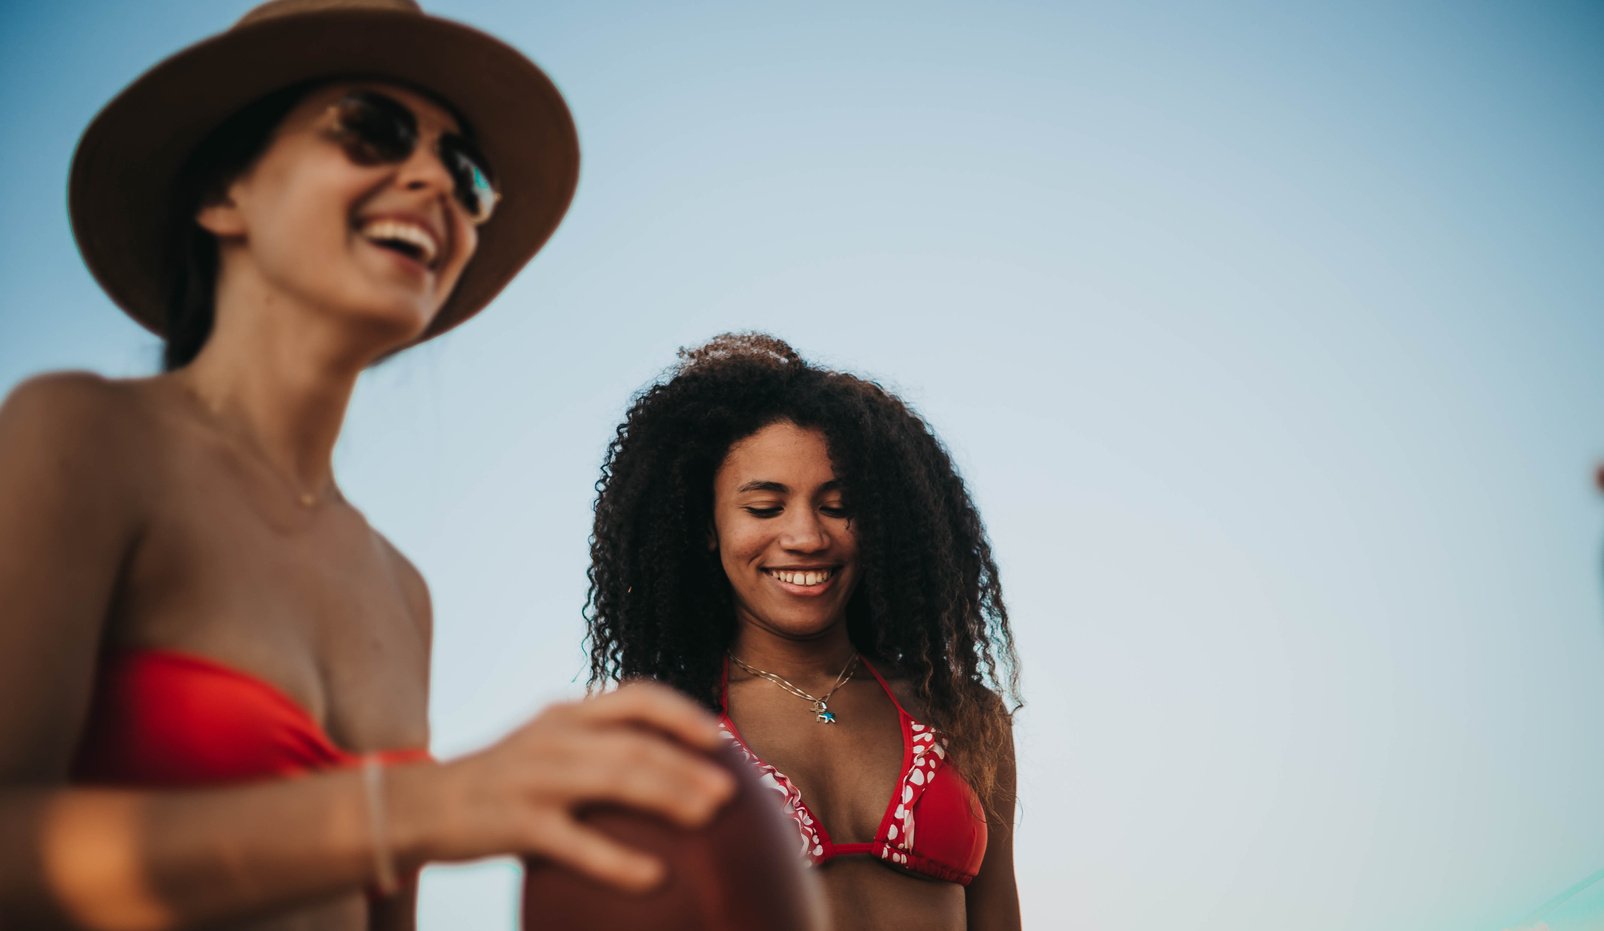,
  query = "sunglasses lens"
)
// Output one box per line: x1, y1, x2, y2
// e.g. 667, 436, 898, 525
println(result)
330, 92, 500, 225
441, 136, 499, 225
330, 92, 417, 165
